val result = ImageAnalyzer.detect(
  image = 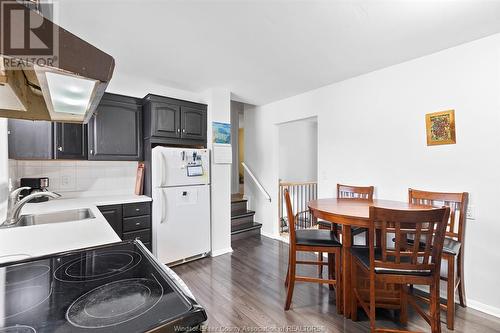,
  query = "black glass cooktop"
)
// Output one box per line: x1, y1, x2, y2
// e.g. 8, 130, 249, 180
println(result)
0, 241, 206, 332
